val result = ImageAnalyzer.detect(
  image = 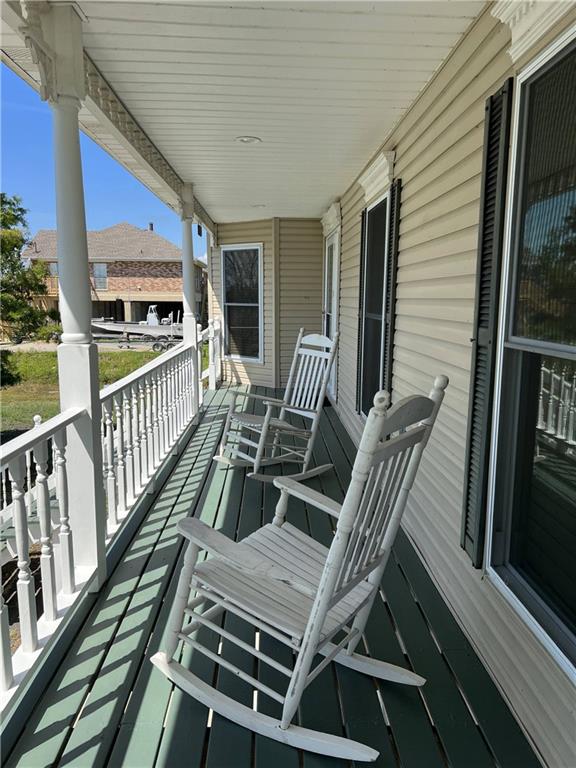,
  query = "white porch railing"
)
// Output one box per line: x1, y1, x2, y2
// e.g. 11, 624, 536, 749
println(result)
537, 362, 576, 451
0, 321, 222, 707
